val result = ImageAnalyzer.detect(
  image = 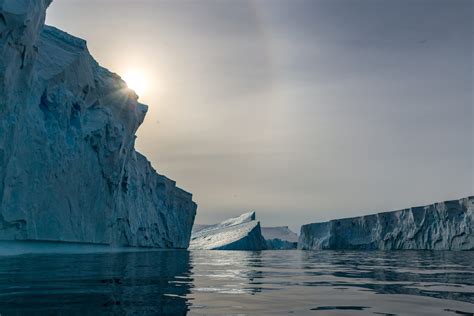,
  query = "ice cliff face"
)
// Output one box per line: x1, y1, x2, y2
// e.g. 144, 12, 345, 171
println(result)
189, 211, 267, 250
0, 0, 196, 248
262, 226, 298, 250
299, 197, 473, 250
